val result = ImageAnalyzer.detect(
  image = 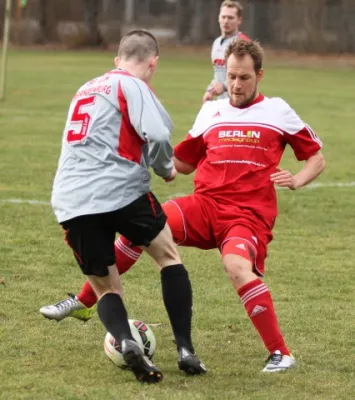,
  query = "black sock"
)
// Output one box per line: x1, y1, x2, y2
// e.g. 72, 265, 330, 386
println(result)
161, 264, 194, 353
97, 293, 134, 344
